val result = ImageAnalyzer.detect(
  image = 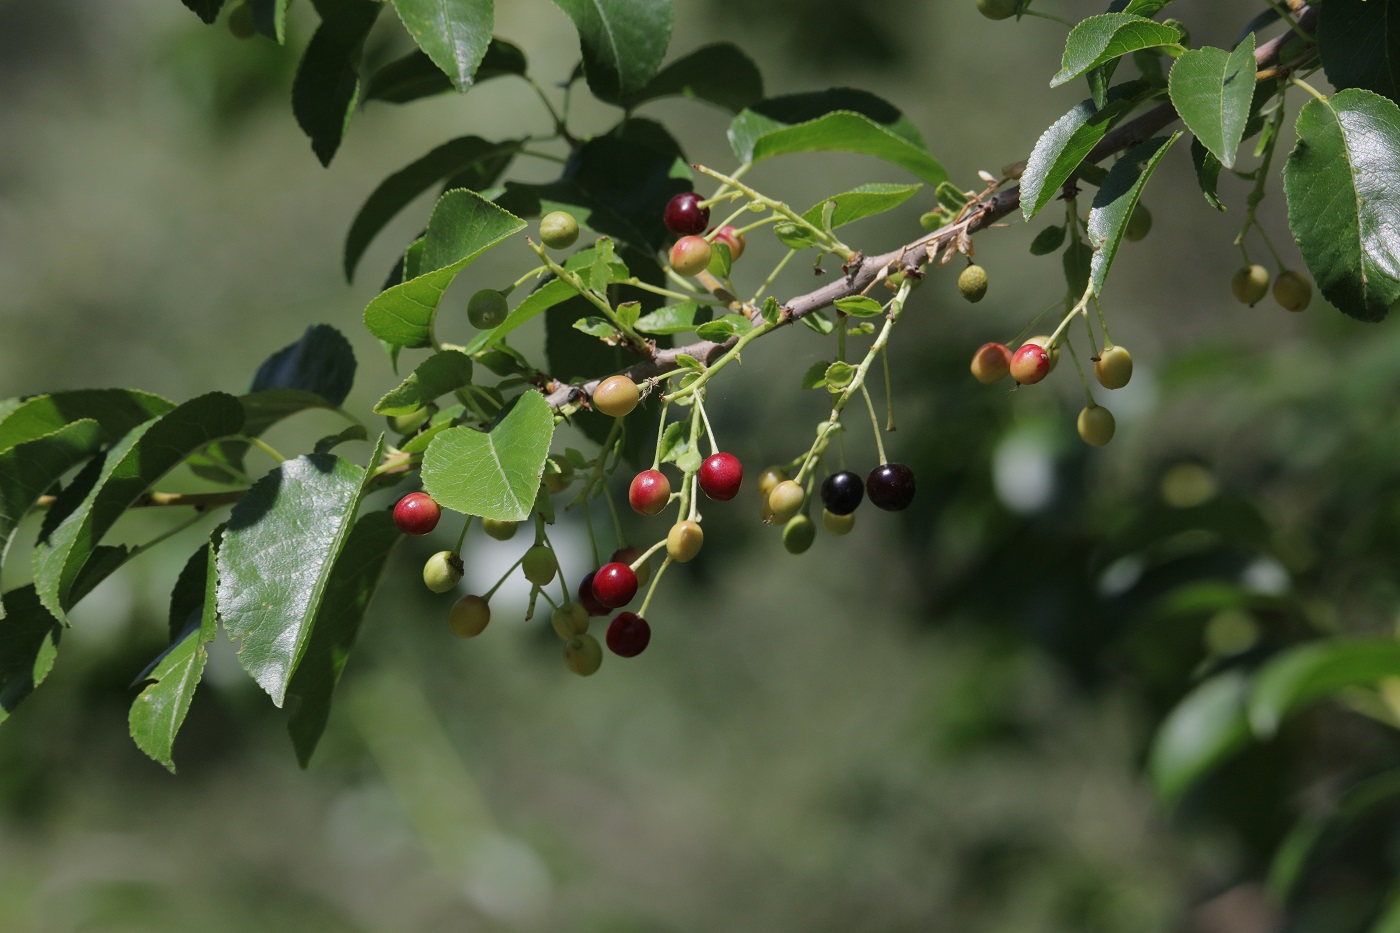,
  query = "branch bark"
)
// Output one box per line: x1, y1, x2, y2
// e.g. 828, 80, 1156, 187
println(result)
545, 6, 1317, 411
